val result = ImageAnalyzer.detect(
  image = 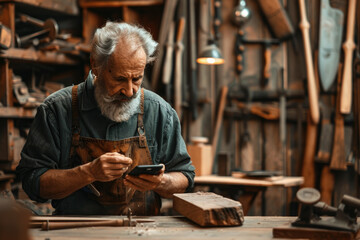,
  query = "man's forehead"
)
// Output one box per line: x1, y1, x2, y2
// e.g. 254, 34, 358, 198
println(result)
108, 41, 146, 68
